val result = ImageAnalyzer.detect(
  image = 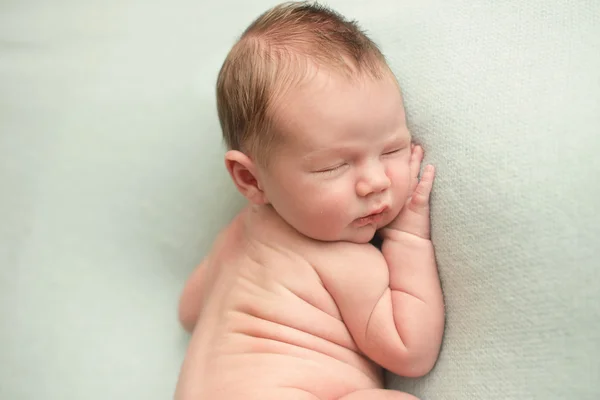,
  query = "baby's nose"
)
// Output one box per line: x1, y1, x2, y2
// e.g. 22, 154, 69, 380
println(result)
356, 166, 391, 197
